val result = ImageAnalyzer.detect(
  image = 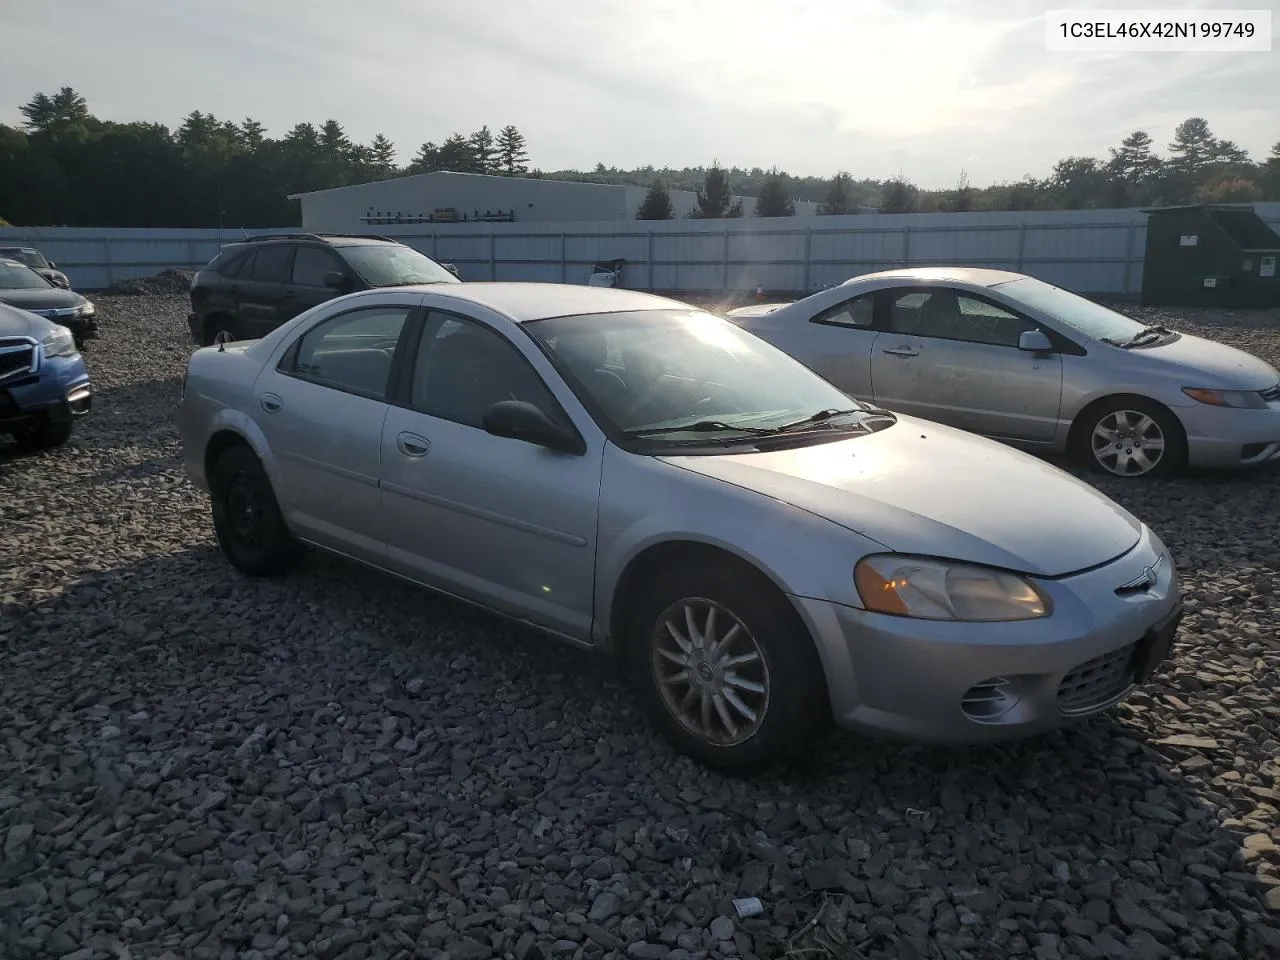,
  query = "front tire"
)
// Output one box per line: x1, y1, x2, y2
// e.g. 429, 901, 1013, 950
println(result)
208, 444, 302, 577
627, 563, 829, 774
1073, 396, 1186, 479
14, 418, 73, 451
